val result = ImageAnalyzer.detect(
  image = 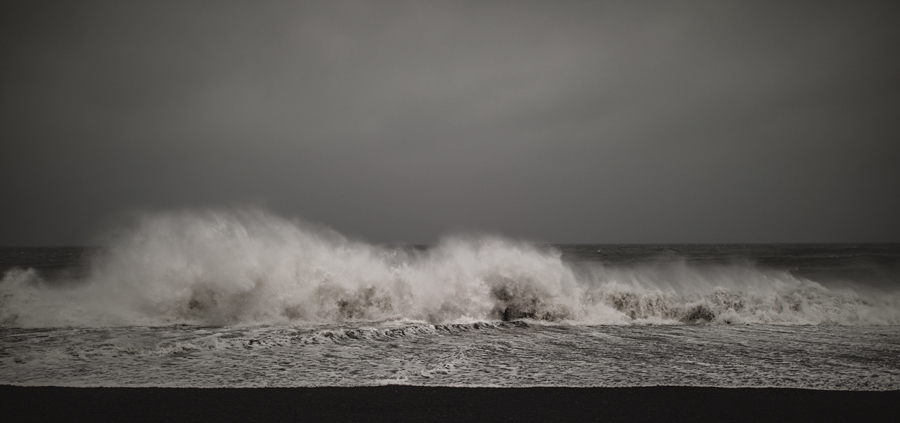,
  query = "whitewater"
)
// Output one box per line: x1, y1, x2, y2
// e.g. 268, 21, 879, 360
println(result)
2, 209, 899, 389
